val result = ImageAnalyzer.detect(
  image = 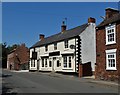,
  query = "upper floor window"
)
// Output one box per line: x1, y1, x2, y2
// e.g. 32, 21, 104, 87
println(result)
106, 24, 116, 45
64, 40, 68, 48
45, 45, 48, 52
54, 43, 57, 50
106, 49, 117, 70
